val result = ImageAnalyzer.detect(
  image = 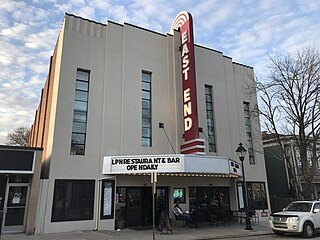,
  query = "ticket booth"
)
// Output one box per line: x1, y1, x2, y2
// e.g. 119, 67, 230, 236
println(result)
0, 146, 42, 235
